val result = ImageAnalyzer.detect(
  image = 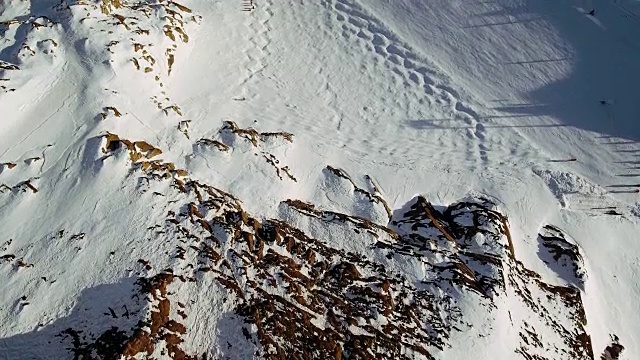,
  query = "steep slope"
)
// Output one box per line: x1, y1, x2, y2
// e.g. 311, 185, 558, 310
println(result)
0, 0, 639, 359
